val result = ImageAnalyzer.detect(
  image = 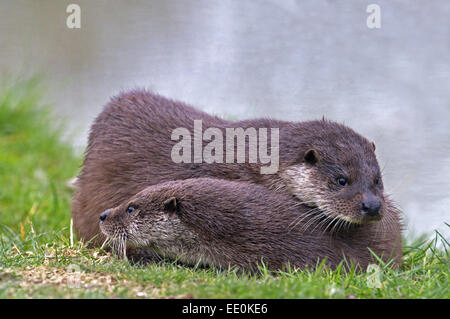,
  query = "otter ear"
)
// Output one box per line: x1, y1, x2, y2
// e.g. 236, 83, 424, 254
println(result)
371, 141, 376, 152
163, 197, 179, 216
304, 149, 319, 165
